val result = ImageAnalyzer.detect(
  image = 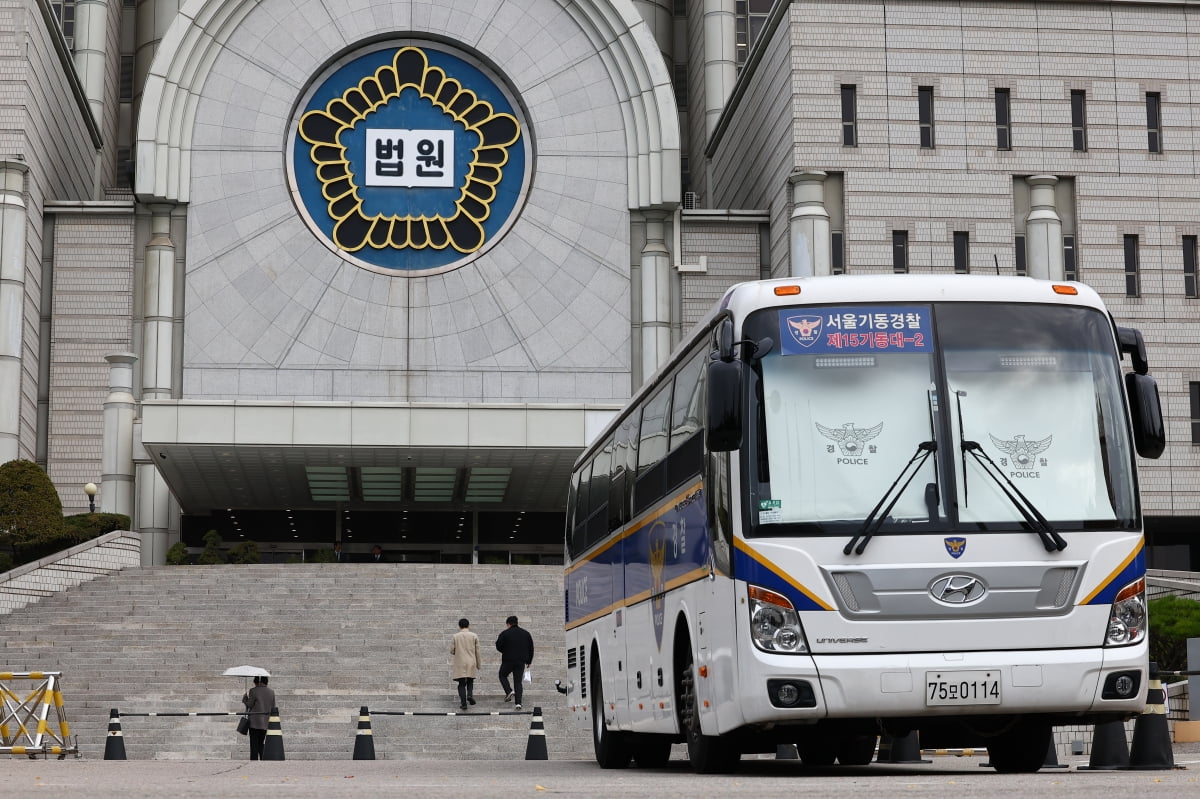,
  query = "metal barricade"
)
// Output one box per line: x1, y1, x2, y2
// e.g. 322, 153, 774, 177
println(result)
0, 671, 78, 758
